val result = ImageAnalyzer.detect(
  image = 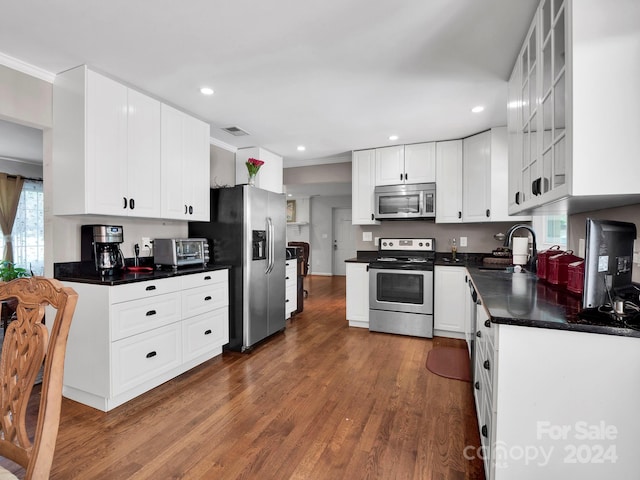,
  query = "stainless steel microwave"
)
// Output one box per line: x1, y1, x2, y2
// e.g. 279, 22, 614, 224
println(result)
374, 183, 436, 220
